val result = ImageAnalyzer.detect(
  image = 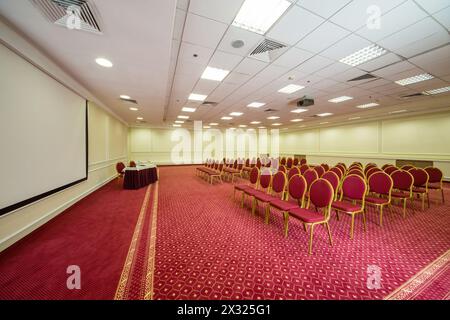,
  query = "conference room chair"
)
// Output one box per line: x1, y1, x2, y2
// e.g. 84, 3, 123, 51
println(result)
322, 171, 340, 201
256, 158, 262, 169
287, 166, 300, 180
303, 169, 319, 199
424, 167, 445, 204
336, 162, 347, 169
230, 161, 244, 183
245, 168, 272, 215
129, 161, 136, 167
280, 157, 286, 166
241, 158, 252, 178
332, 175, 367, 239
408, 168, 430, 210
313, 165, 325, 178
234, 167, 259, 206
299, 164, 309, 175
329, 167, 343, 180
321, 163, 330, 171
252, 171, 287, 224
287, 179, 334, 254
286, 157, 293, 169
208, 162, 224, 185
300, 159, 307, 166
347, 169, 365, 179
401, 165, 415, 170
384, 166, 398, 175
390, 170, 414, 218
366, 167, 383, 180
365, 172, 394, 226
335, 164, 346, 175
278, 165, 287, 173
348, 164, 362, 171
293, 158, 299, 166
115, 162, 125, 185
382, 164, 394, 170
364, 164, 377, 175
